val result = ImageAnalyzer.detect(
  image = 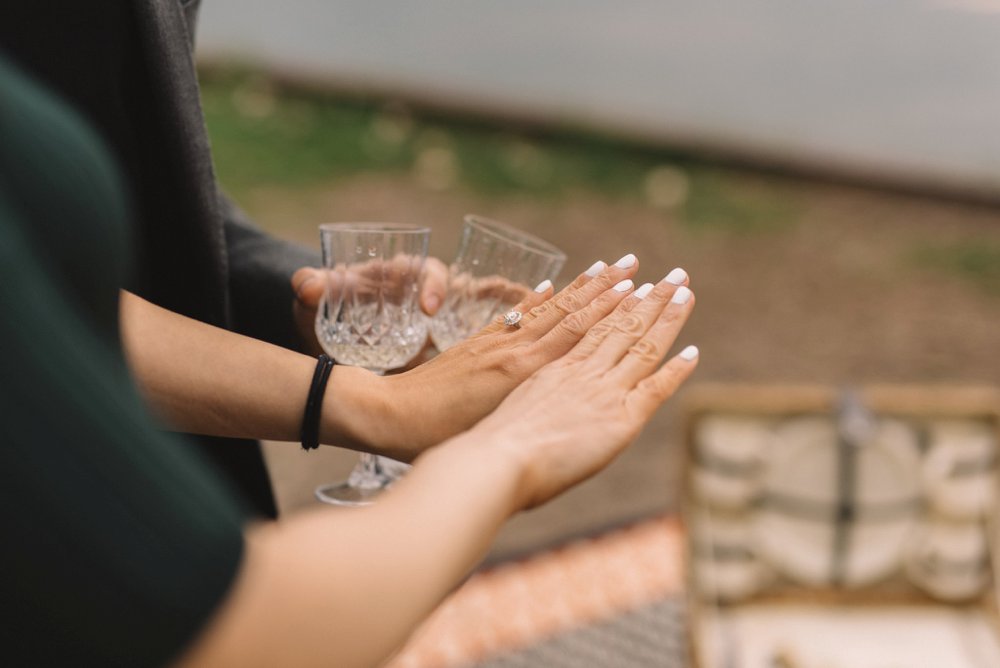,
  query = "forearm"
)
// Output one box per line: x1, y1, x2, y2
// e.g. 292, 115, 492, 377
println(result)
119, 291, 379, 451
181, 435, 524, 668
